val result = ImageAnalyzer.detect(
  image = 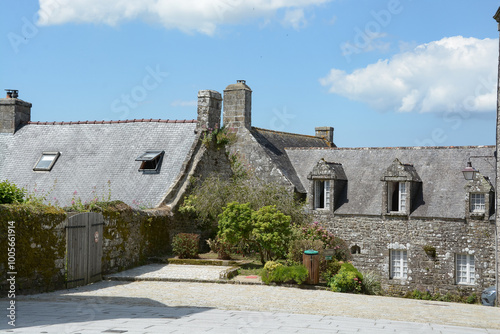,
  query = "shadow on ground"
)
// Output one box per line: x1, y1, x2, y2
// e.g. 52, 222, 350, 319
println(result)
0, 280, 213, 331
